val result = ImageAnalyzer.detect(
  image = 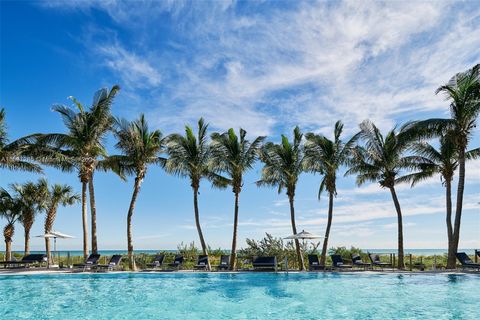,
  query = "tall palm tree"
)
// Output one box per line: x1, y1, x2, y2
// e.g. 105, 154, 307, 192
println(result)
0, 108, 42, 173
44, 184, 79, 264
210, 128, 265, 270
109, 114, 165, 270
11, 180, 48, 255
257, 127, 305, 270
36, 85, 120, 259
346, 120, 419, 269
412, 64, 480, 265
0, 188, 21, 260
398, 133, 480, 268
303, 121, 356, 266
165, 118, 224, 270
